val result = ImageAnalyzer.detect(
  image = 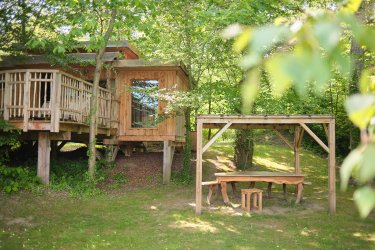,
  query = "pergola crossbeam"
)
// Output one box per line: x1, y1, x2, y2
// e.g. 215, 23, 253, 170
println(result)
299, 123, 329, 153
274, 129, 293, 150
202, 121, 232, 153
